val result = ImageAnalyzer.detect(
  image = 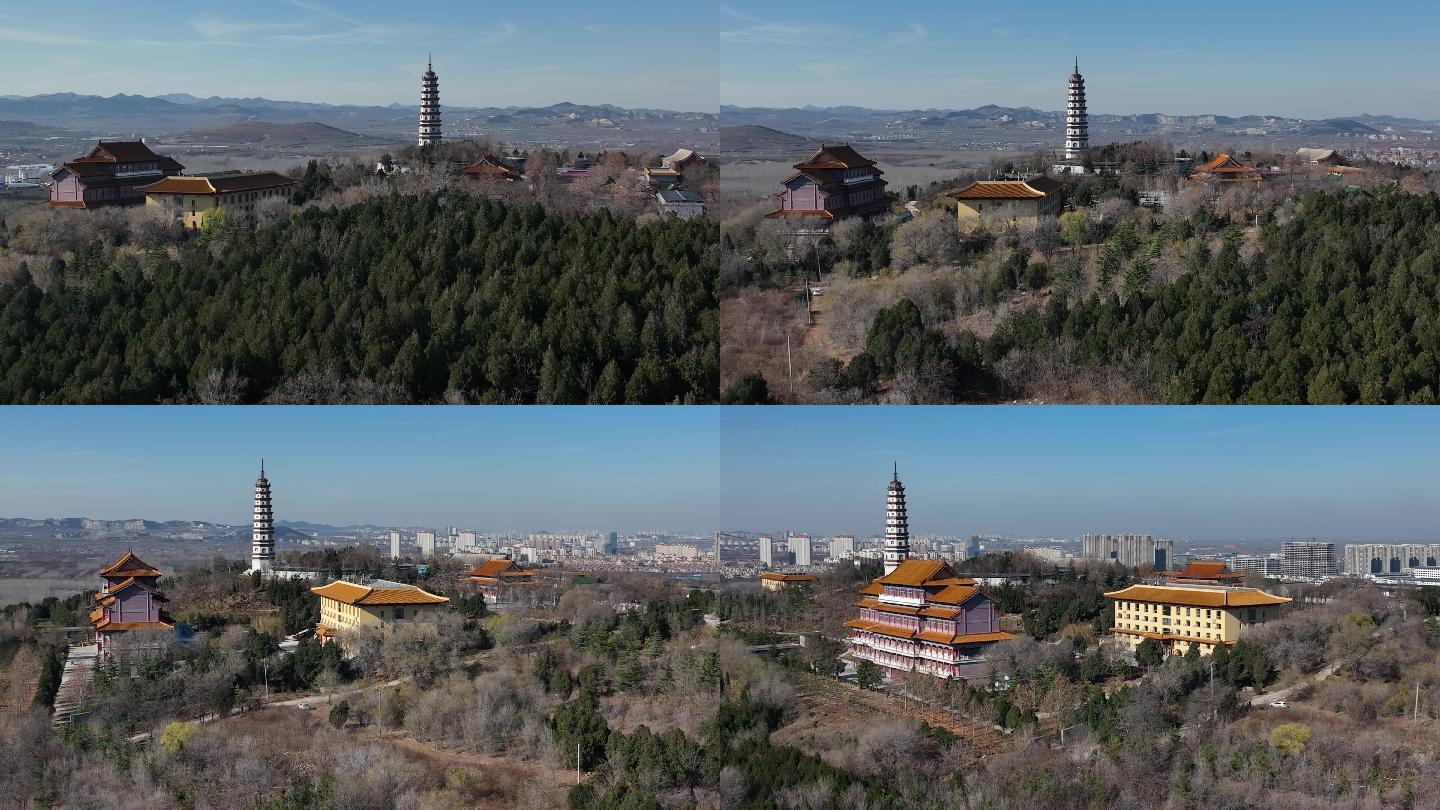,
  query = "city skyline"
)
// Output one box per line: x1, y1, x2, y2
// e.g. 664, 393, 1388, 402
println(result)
0, 407, 720, 532
0, 0, 717, 111
720, 407, 1440, 542
721, 0, 1440, 119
